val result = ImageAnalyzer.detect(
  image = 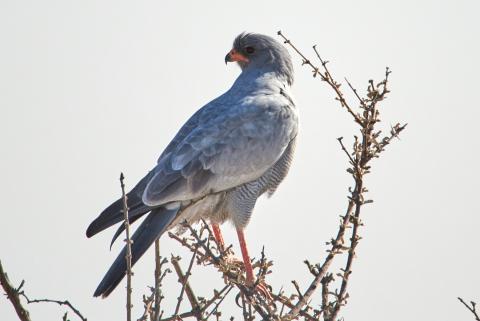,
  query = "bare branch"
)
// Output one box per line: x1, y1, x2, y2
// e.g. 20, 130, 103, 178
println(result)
171, 251, 200, 319
20, 293, 87, 321
278, 31, 363, 125
137, 290, 155, 321
120, 172, 133, 321
0, 260, 31, 321
204, 286, 234, 320
1, 260, 87, 321
458, 297, 480, 321
276, 31, 406, 321
153, 240, 162, 321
